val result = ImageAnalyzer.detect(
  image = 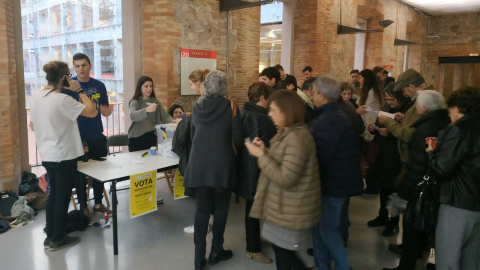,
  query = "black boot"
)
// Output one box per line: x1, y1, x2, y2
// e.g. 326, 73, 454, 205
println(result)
383, 218, 399, 237
367, 216, 388, 227
194, 258, 206, 270
209, 249, 233, 265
